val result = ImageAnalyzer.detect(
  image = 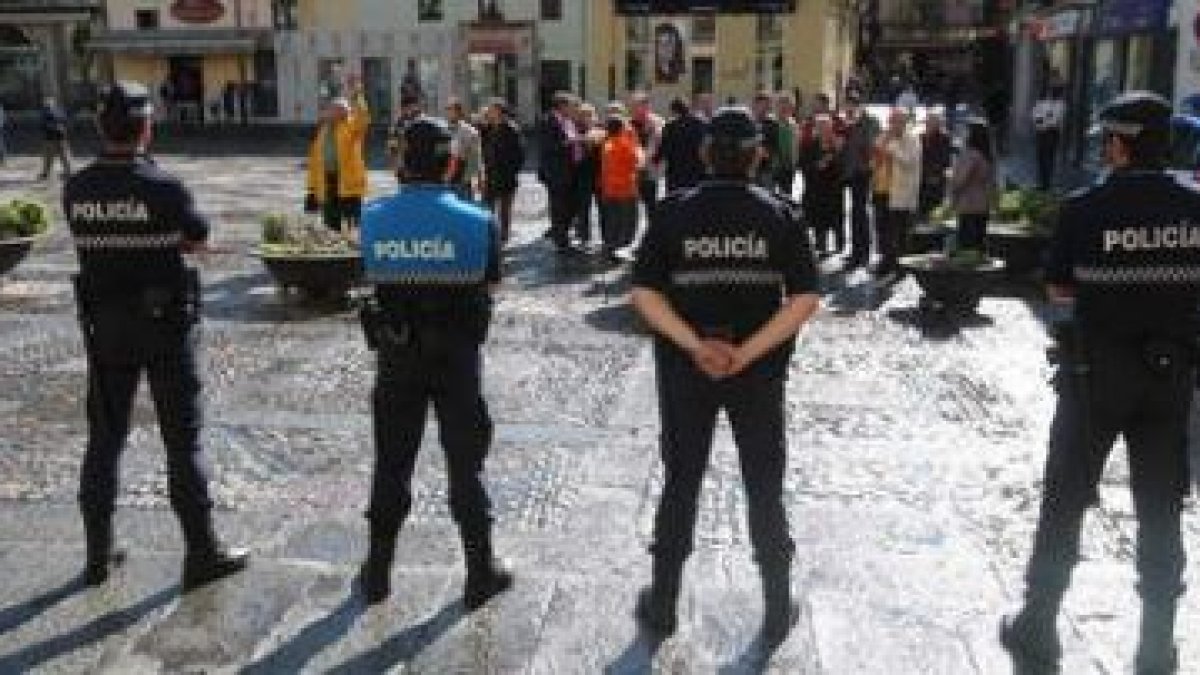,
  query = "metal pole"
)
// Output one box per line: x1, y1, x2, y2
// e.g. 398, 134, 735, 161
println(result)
235, 0, 249, 124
